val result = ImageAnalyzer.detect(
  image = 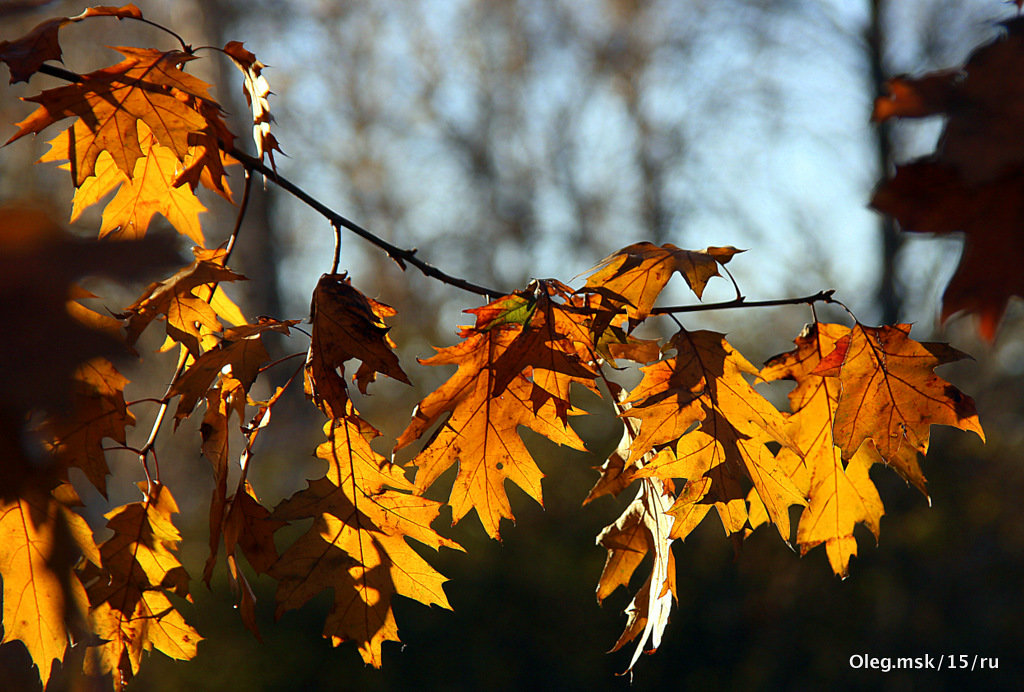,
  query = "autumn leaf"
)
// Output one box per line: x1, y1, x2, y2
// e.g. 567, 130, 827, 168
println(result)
759, 322, 885, 576
223, 41, 281, 168
42, 123, 208, 244
595, 477, 676, 672
0, 4, 142, 83
79, 482, 200, 688
120, 248, 246, 356
198, 377, 286, 640
583, 417, 645, 506
626, 330, 805, 540
7, 46, 225, 186
394, 327, 586, 539
583, 242, 741, 320
170, 318, 296, 421
199, 378, 238, 585
871, 18, 1024, 339
465, 283, 598, 419
42, 358, 134, 497
271, 409, 460, 666
812, 323, 984, 494
0, 488, 95, 687
214, 484, 284, 641
304, 273, 409, 417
